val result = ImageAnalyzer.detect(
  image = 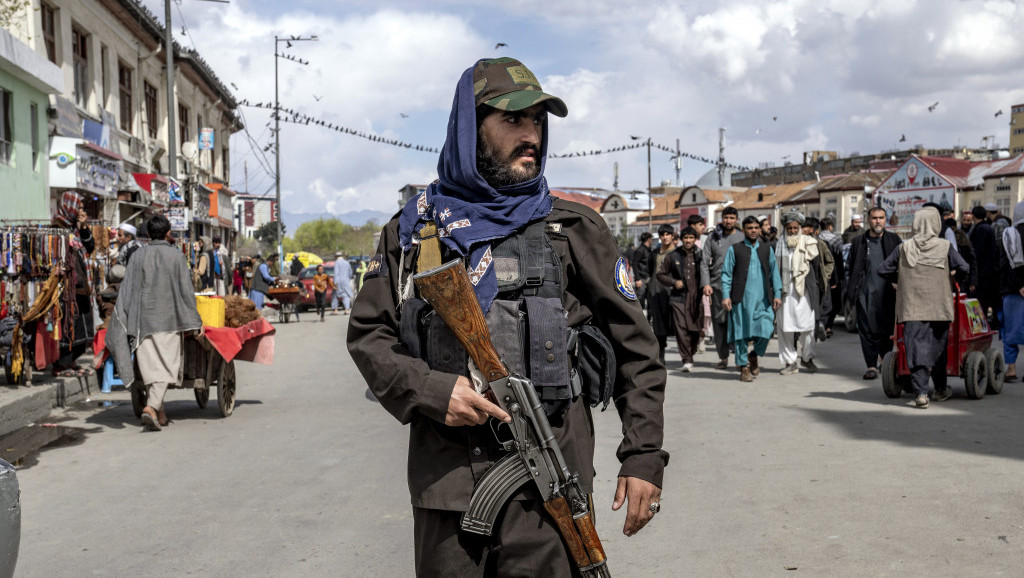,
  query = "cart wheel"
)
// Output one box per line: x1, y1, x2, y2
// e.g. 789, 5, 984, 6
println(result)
131, 383, 148, 418
195, 386, 210, 408
985, 347, 1005, 395
881, 351, 902, 398
964, 350, 988, 400
218, 361, 236, 417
